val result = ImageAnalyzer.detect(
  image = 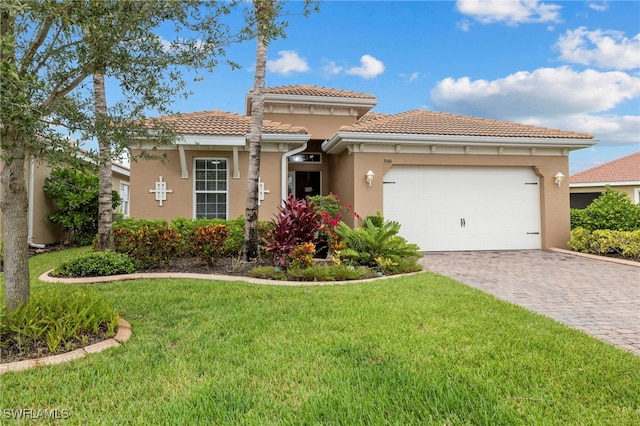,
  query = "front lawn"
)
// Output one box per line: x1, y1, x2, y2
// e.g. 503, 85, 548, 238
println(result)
1, 248, 639, 424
